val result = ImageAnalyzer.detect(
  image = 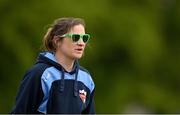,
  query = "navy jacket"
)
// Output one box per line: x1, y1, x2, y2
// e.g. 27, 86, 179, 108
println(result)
11, 52, 95, 114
